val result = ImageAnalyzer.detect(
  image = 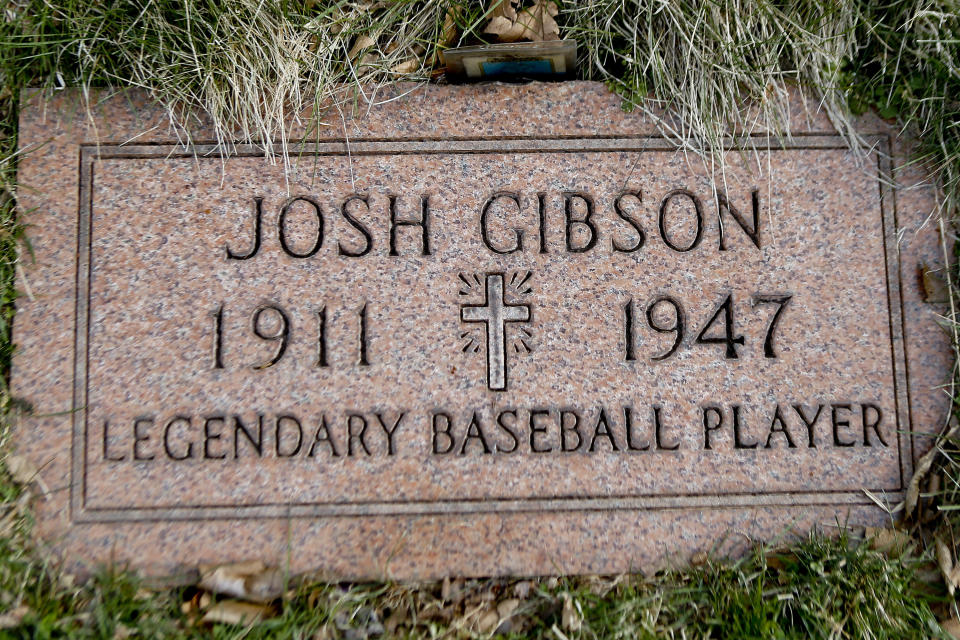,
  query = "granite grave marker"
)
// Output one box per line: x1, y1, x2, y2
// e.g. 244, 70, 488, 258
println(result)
12, 83, 950, 578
